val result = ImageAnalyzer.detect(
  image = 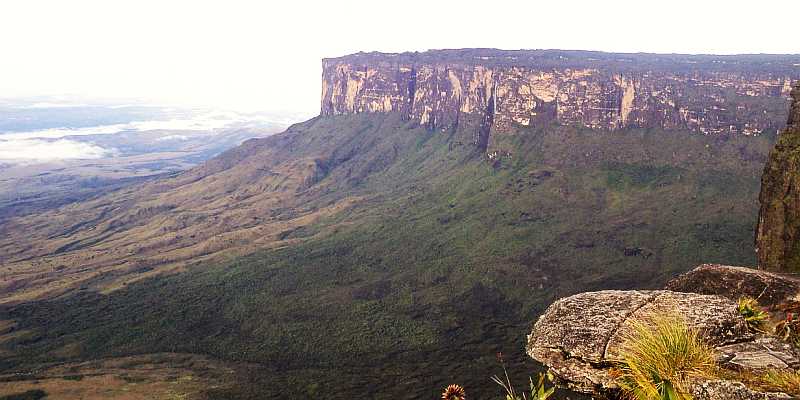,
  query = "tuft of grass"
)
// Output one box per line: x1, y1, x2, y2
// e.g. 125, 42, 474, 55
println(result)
722, 368, 800, 396
737, 297, 769, 332
616, 314, 716, 400
761, 370, 800, 395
